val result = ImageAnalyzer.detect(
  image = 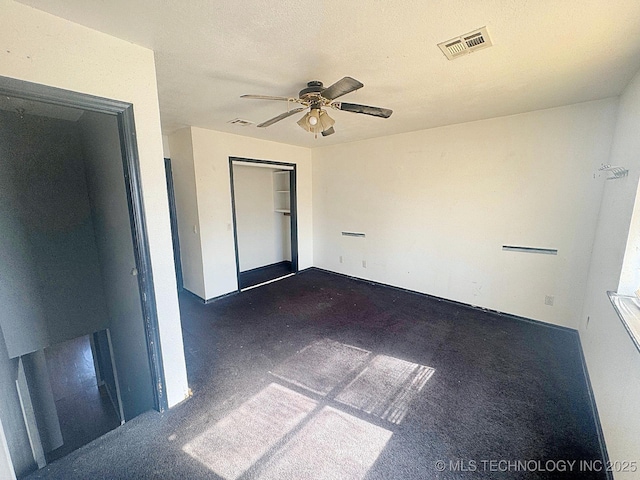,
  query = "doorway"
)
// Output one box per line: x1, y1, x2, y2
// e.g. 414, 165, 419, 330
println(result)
0, 76, 166, 474
229, 158, 299, 290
